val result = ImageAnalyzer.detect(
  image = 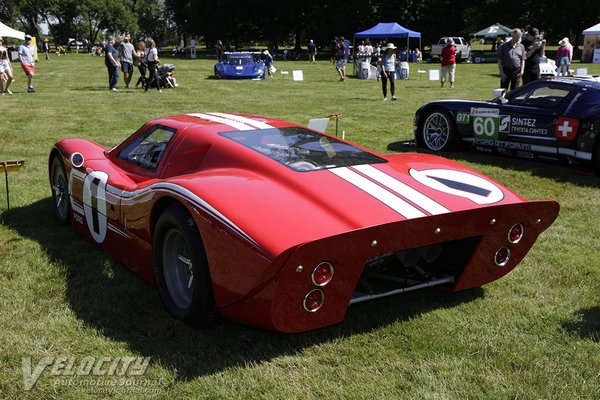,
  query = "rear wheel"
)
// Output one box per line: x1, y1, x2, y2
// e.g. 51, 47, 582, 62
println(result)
50, 155, 71, 225
420, 109, 457, 151
153, 204, 216, 326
